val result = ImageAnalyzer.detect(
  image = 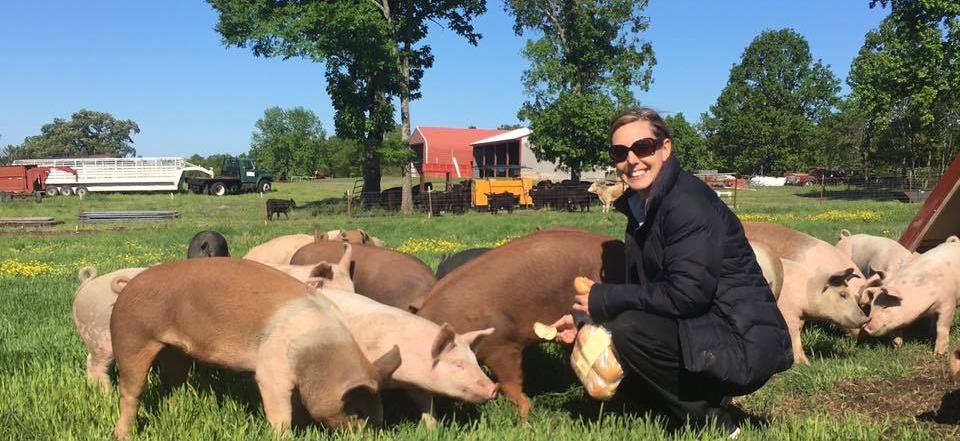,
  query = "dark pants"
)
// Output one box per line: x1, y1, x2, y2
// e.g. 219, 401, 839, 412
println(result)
606, 309, 735, 430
